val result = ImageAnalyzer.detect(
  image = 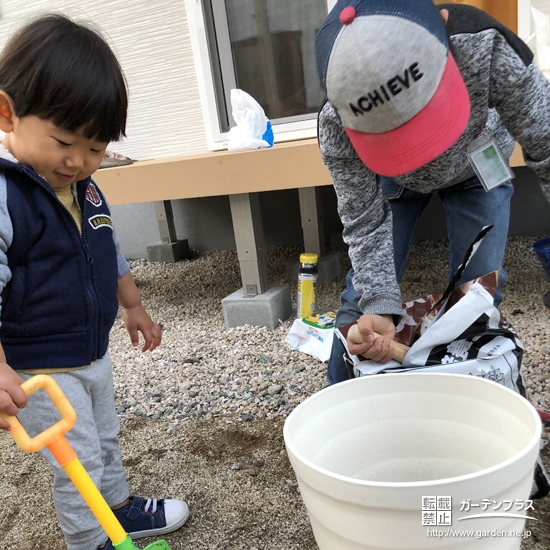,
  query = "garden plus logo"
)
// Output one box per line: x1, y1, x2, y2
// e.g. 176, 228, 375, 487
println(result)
457, 498, 536, 521
422, 496, 535, 540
